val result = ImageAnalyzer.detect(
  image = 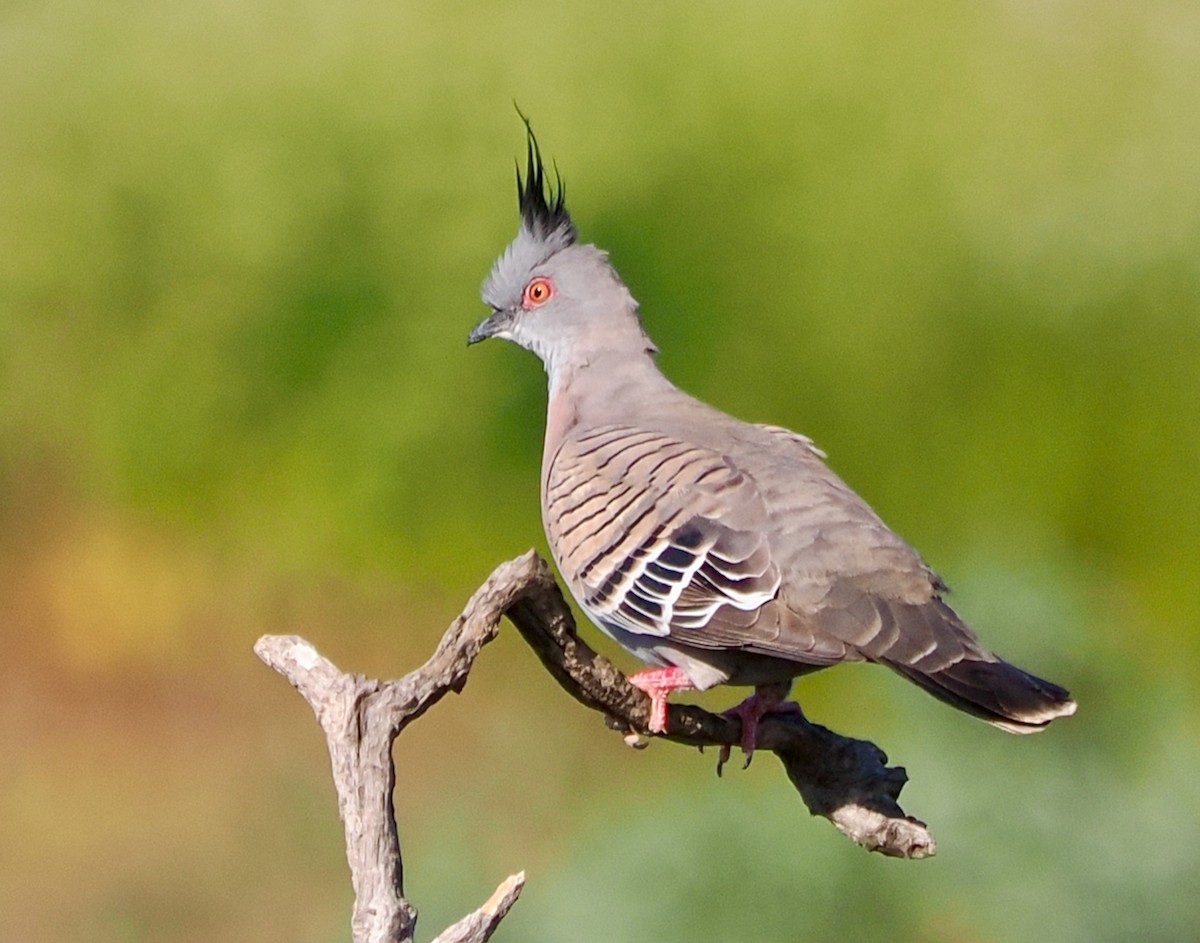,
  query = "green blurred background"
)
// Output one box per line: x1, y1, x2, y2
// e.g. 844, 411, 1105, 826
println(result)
3, 1, 1198, 940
